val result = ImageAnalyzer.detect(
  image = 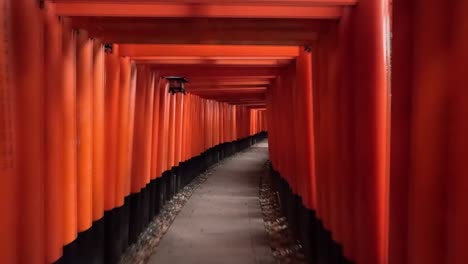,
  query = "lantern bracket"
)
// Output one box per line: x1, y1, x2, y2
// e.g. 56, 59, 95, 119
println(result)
165, 76, 188, 95
104, 43, 113, 54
